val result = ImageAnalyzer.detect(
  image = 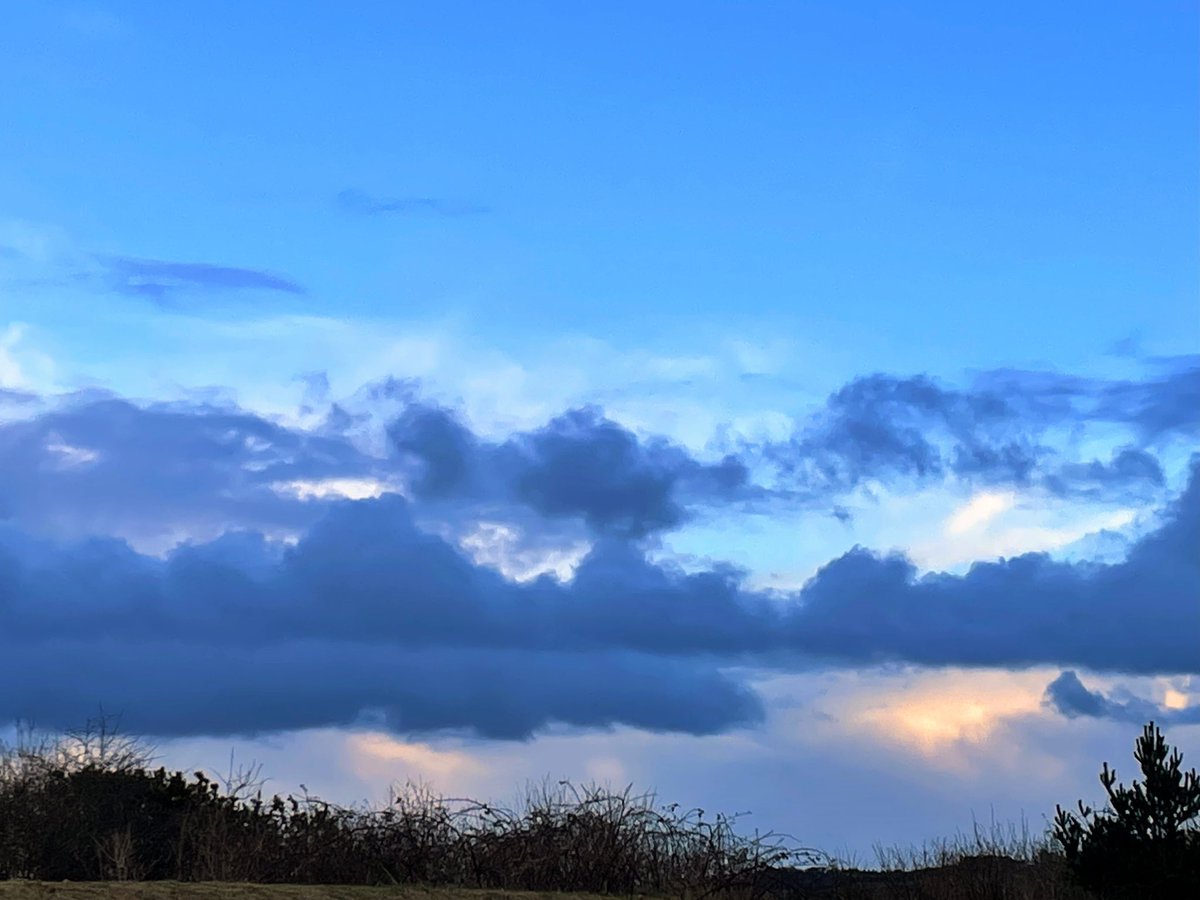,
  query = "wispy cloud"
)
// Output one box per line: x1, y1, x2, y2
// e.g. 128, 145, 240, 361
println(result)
757, 364, 1198, 504
337, 189, 489, 217
102, 256, 306, 302
0, 222, 305, 306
